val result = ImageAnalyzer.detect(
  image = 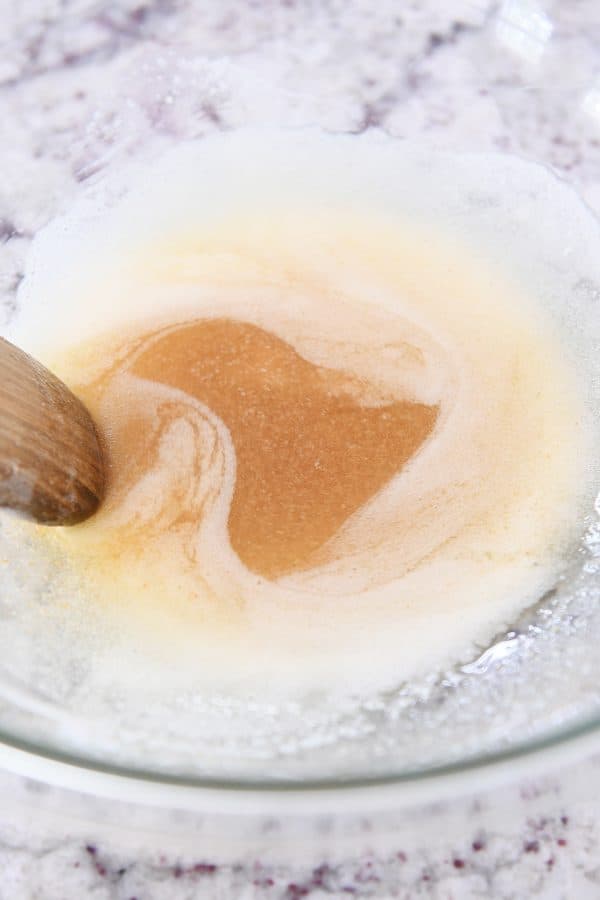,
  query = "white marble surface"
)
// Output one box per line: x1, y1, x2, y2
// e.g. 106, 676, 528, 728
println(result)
3, 744, 600, 899
2, 0, 600, 897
